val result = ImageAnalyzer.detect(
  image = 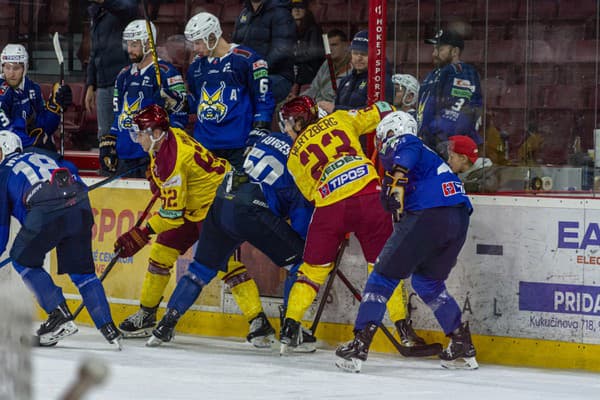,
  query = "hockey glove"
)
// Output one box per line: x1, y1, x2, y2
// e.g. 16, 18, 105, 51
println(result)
47, 83, 73, 113
27, 127, 54, 149
99, 134, 118, 173
380, 171, 408, 221
160, 88, 179, 112
114, 226, 151, 258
